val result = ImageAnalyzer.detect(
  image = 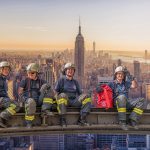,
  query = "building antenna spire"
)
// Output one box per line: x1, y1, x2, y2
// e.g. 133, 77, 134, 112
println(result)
79, 16, 81, 34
